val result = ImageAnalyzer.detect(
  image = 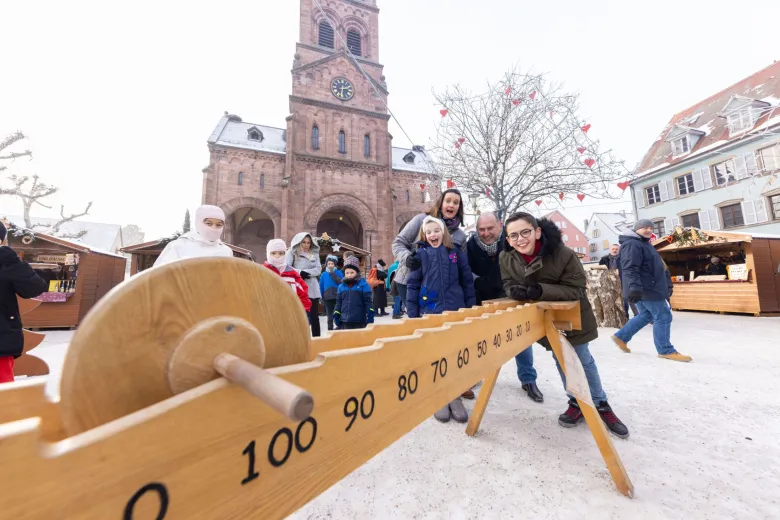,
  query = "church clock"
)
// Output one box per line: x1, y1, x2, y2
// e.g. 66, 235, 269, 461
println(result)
330, 77, 354, 101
